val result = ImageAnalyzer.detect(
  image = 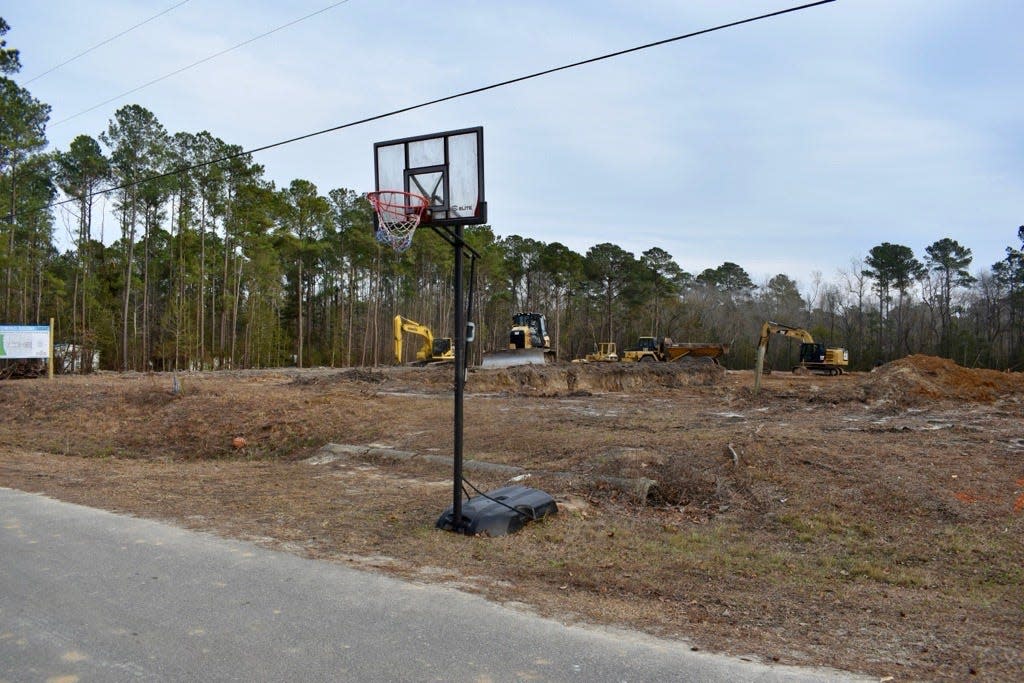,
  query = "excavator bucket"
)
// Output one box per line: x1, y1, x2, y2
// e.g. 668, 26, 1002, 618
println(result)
480, 348, 549, 369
